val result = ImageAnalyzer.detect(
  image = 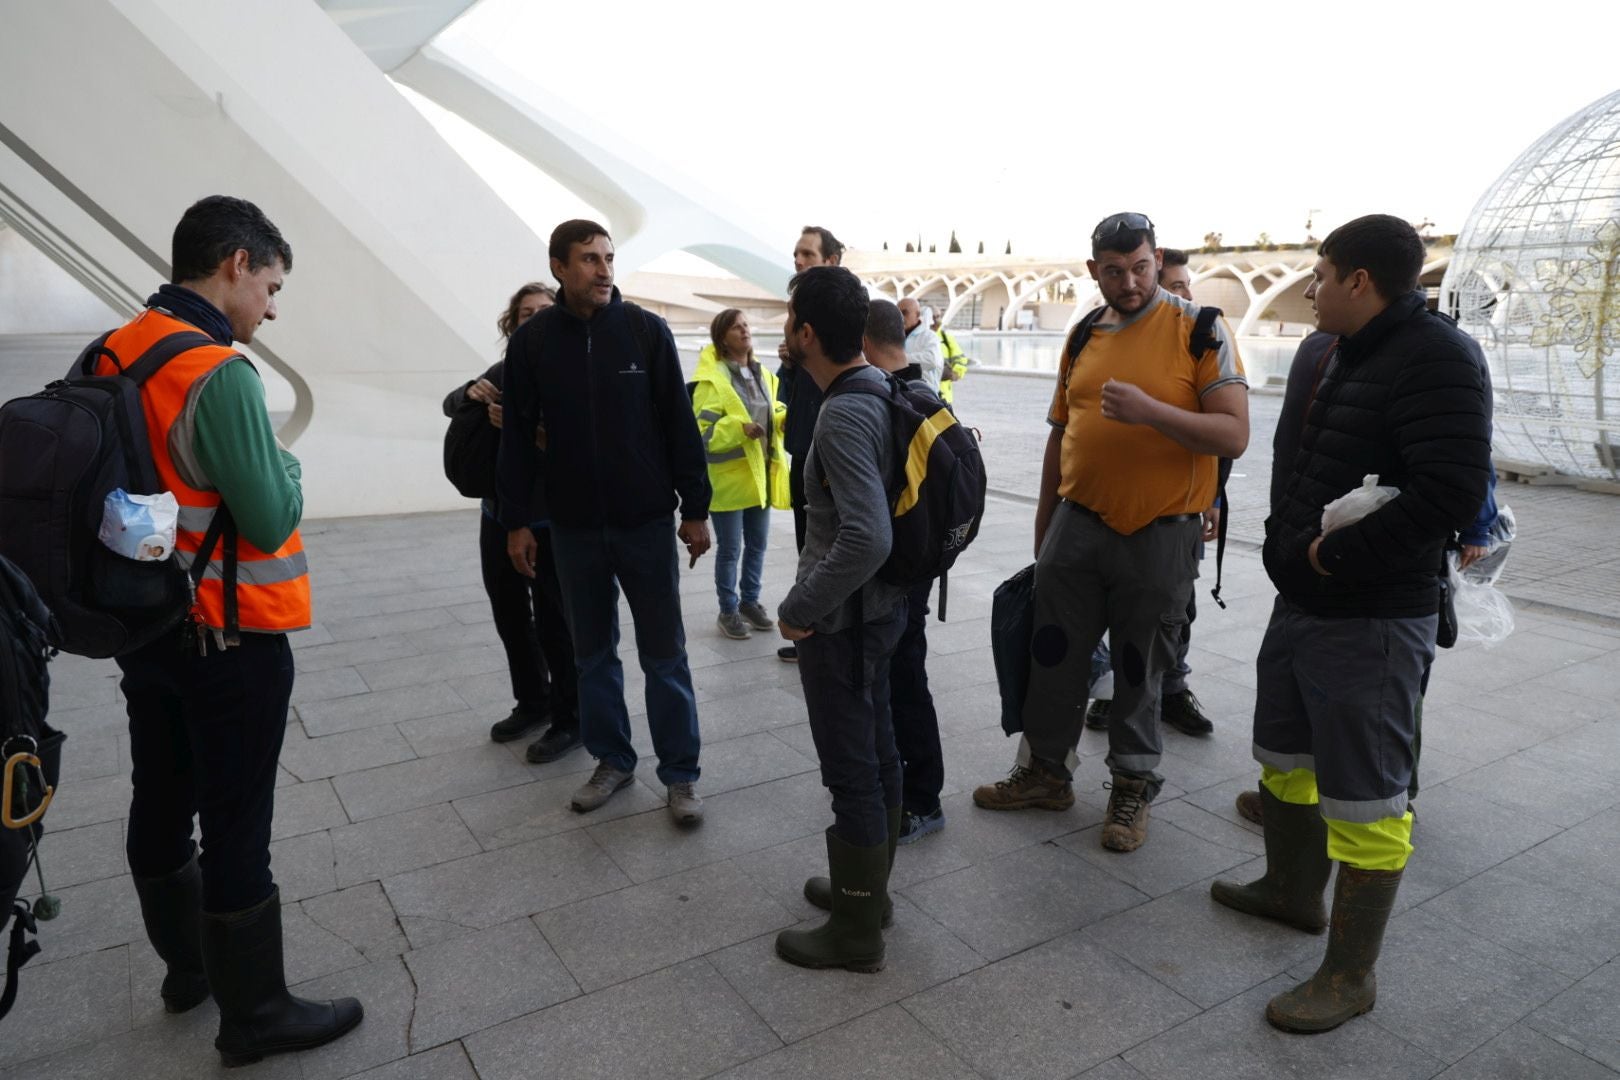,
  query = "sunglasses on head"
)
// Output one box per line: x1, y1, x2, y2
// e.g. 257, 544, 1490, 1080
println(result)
1091, 212, 1155, 243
